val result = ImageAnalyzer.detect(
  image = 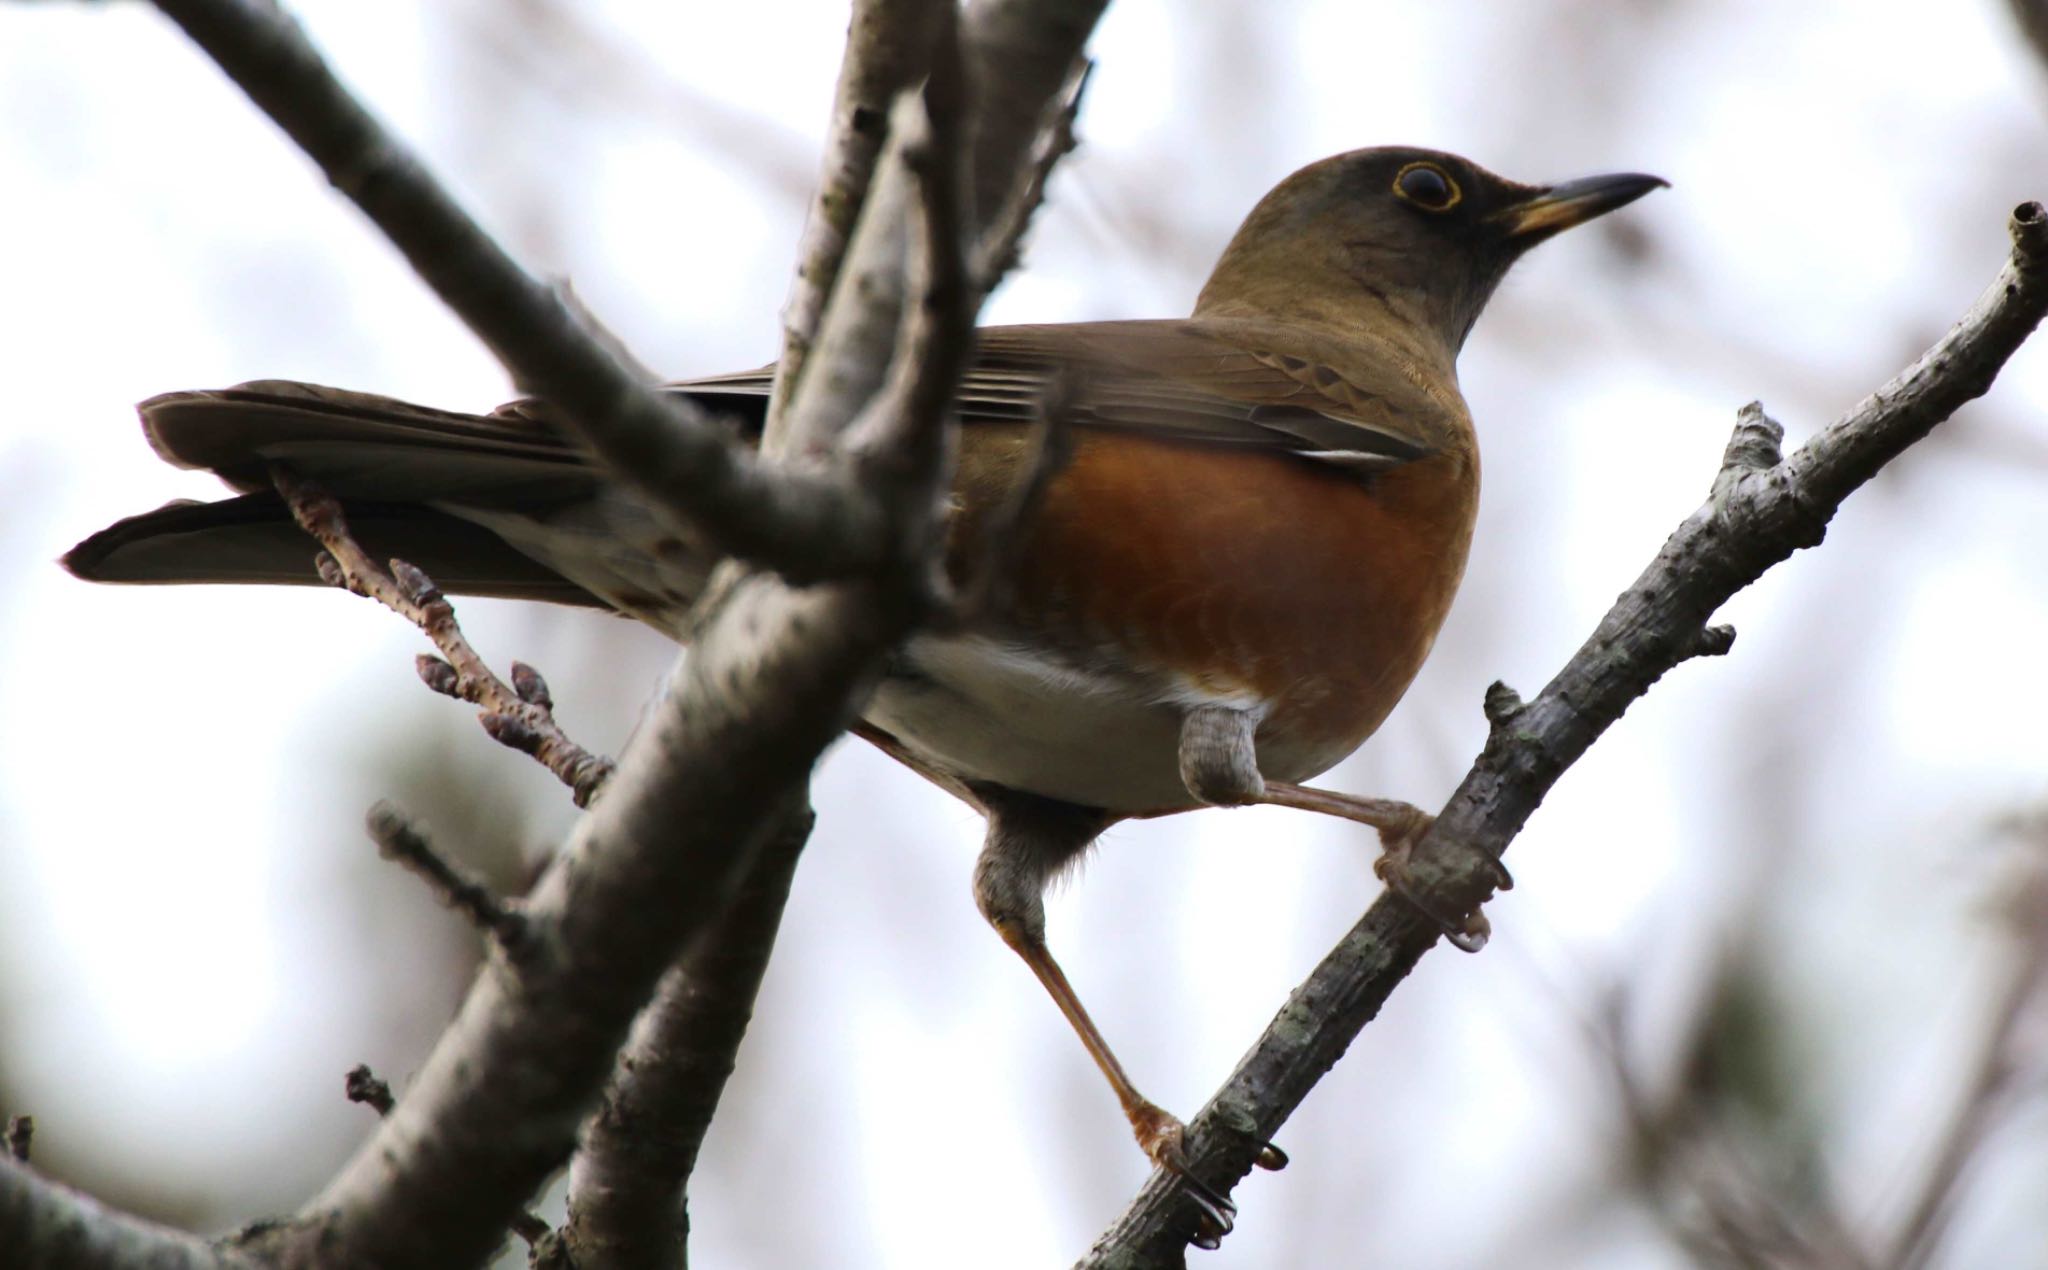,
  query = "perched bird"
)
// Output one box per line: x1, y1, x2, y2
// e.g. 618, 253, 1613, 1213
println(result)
67, 146, 1661, 1217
